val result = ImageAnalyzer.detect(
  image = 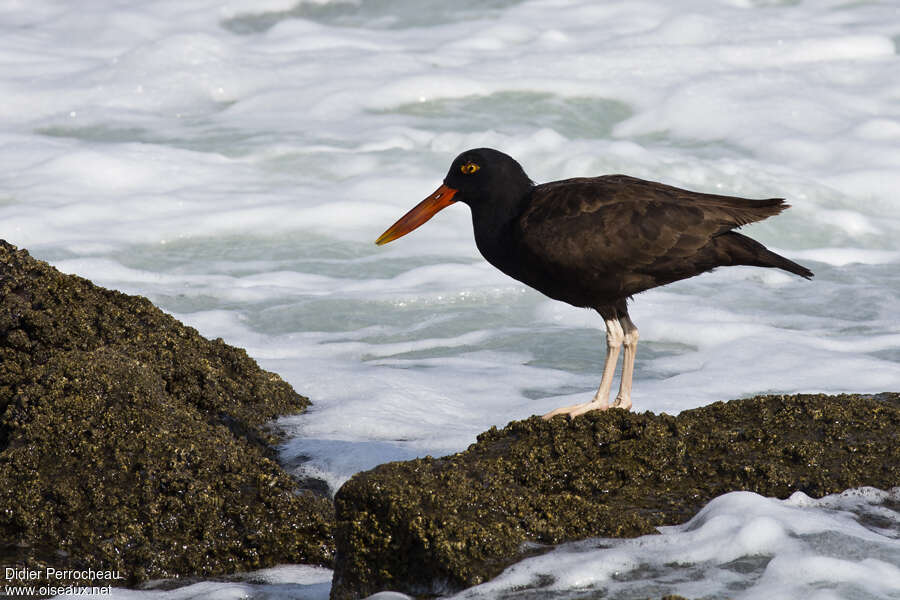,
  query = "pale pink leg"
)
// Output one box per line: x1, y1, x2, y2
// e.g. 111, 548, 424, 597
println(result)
542, 317, 624, 419
611, 315, 638, 410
